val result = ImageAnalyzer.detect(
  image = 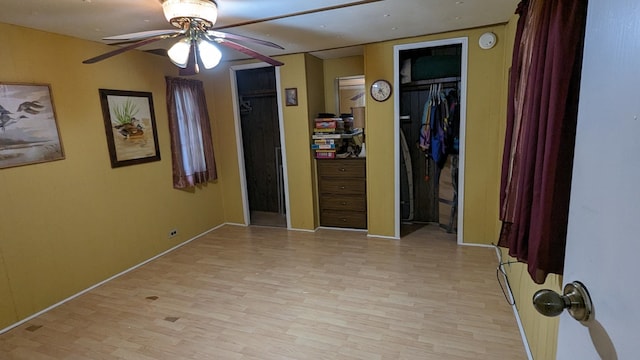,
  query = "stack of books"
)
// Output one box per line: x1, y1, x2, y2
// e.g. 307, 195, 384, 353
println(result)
312, 139, 336, 159
312, 118, 341, 159
314, 118, 338, 132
